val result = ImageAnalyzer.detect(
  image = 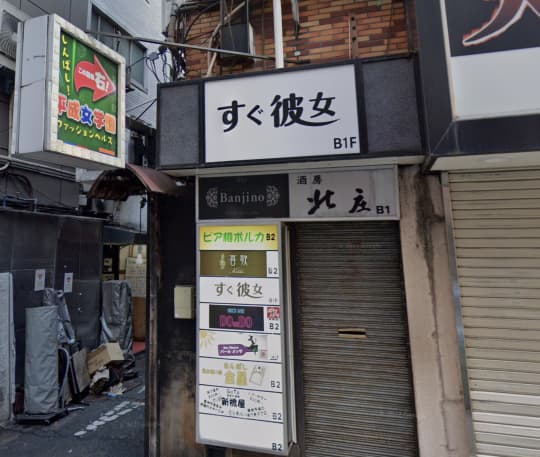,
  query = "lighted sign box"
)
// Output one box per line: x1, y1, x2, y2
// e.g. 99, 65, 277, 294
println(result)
12, 14, 126, 169
197, 224, 291, 455
442, 0, 540, 119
